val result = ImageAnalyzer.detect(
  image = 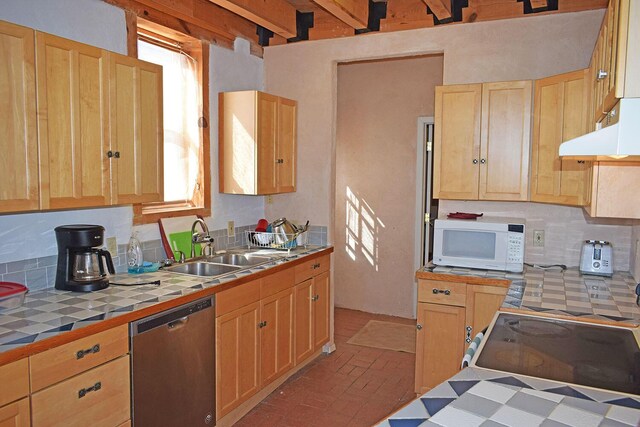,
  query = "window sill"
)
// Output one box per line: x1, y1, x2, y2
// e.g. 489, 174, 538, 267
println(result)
133, 203, 211, 225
